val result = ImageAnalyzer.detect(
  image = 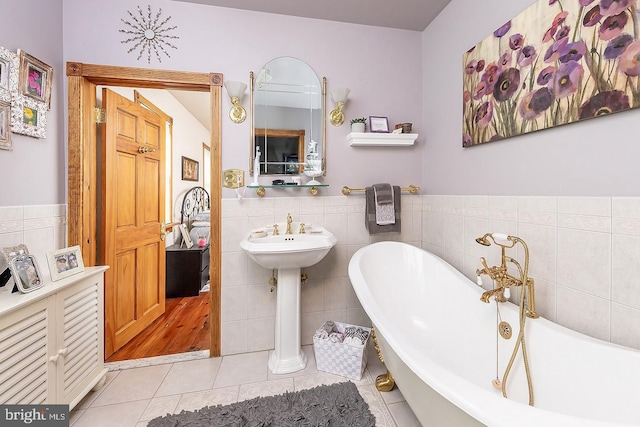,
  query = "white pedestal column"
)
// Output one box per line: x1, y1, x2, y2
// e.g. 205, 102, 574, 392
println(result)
268, 268, 307, 374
